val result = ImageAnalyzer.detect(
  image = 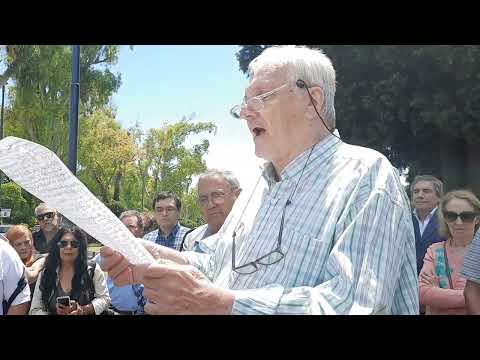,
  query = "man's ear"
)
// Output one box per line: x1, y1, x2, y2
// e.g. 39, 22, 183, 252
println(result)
307, 86, 325, 112
234, 188, 242, 198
